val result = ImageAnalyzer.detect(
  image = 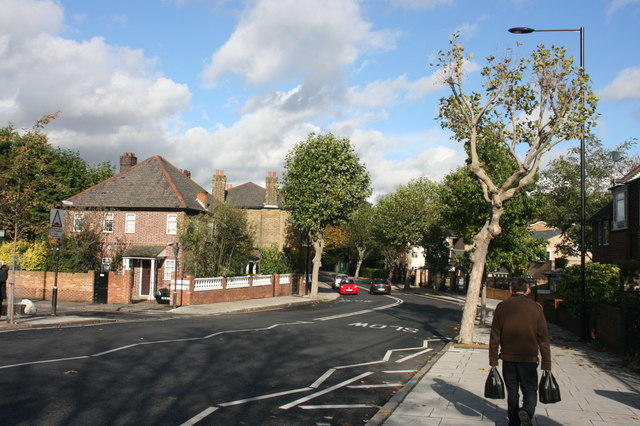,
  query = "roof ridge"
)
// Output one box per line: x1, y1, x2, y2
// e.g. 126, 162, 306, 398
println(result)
155, 156, 188, 209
